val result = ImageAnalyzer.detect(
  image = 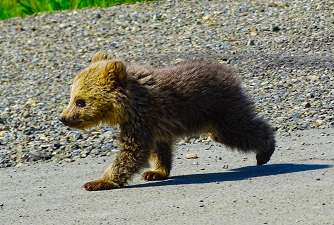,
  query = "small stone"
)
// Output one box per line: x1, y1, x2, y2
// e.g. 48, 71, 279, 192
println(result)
102, 143, 114, 151
16, 25, 24, 31
72, 149, 81, 156
0, 117, 6, 124
59, 23, 67, 28
53, 143, 62, 149
250, 27, 258, 36
304, 102, 311, 108
72, 132, 83, 140
308, 75, 319, 81
307, 92, 315, 98
27, 151, 52, 162
185, 153, 199, 159
314, 120, 324, 127
202, 15, 212, 21
110, 42, 119, 48
64, 158, 75, 163
40, 144, 49, 149
247, 39, 255, 46
96, 14, 102, 19
272, 25, 280, 32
